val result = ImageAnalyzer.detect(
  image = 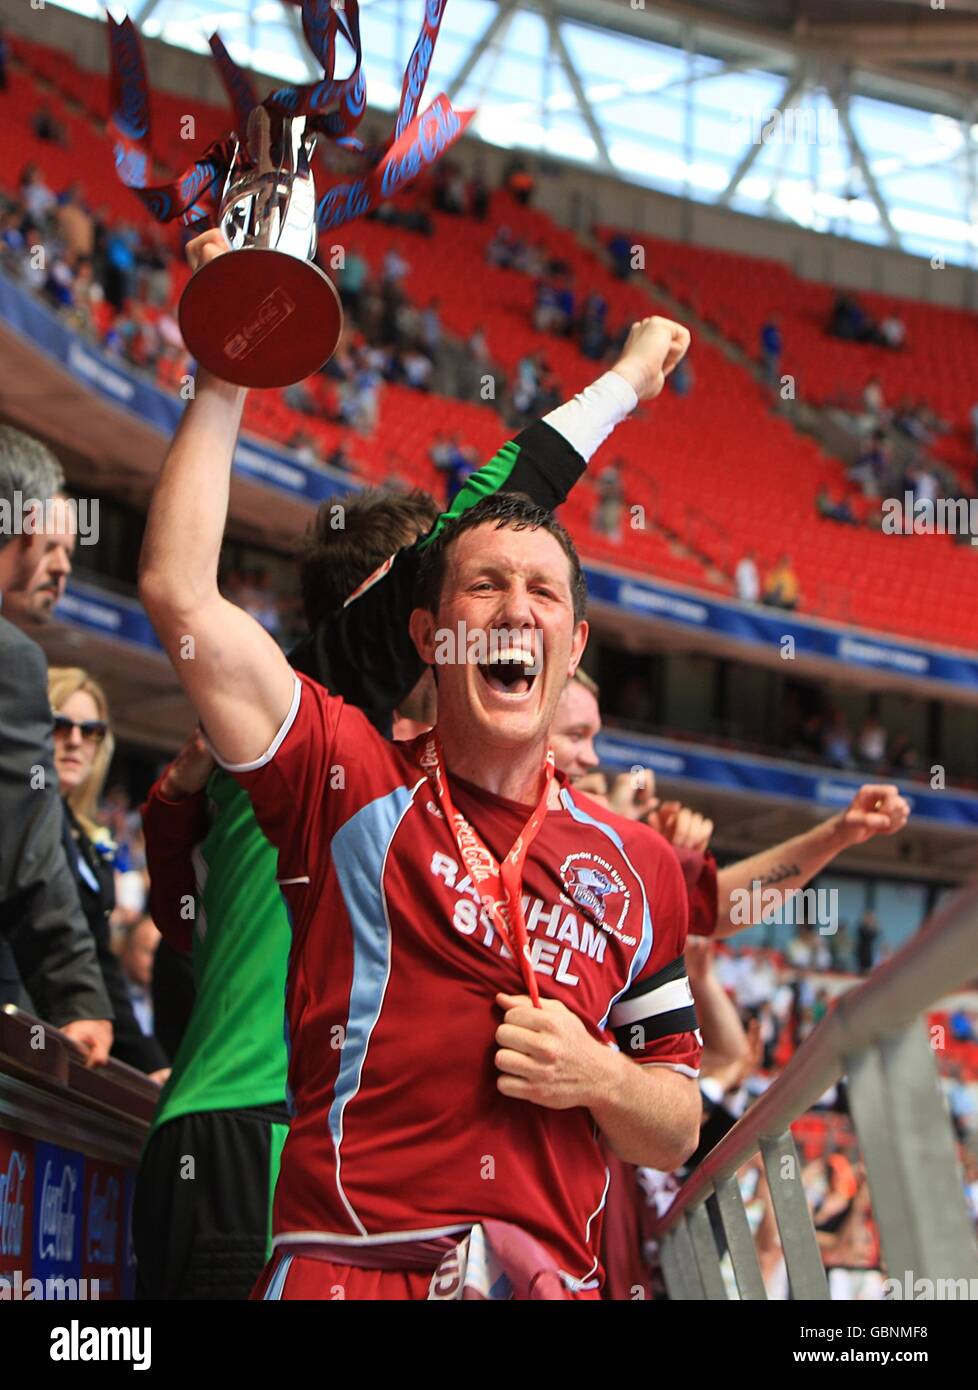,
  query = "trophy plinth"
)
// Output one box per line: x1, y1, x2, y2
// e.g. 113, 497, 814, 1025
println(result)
178, 109, 343, 389
180, 247, 341, 389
